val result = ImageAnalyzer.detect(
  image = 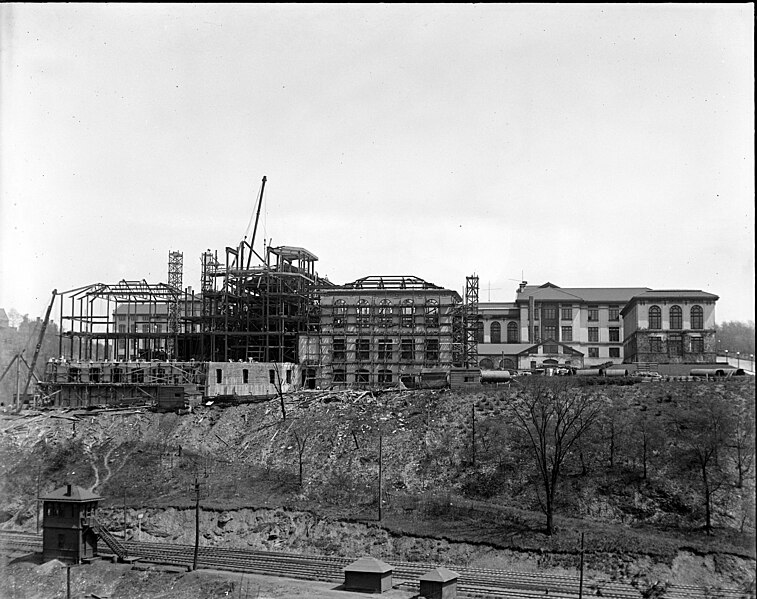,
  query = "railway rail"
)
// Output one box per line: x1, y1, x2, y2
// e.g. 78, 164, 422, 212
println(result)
0, 530, 751, 599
